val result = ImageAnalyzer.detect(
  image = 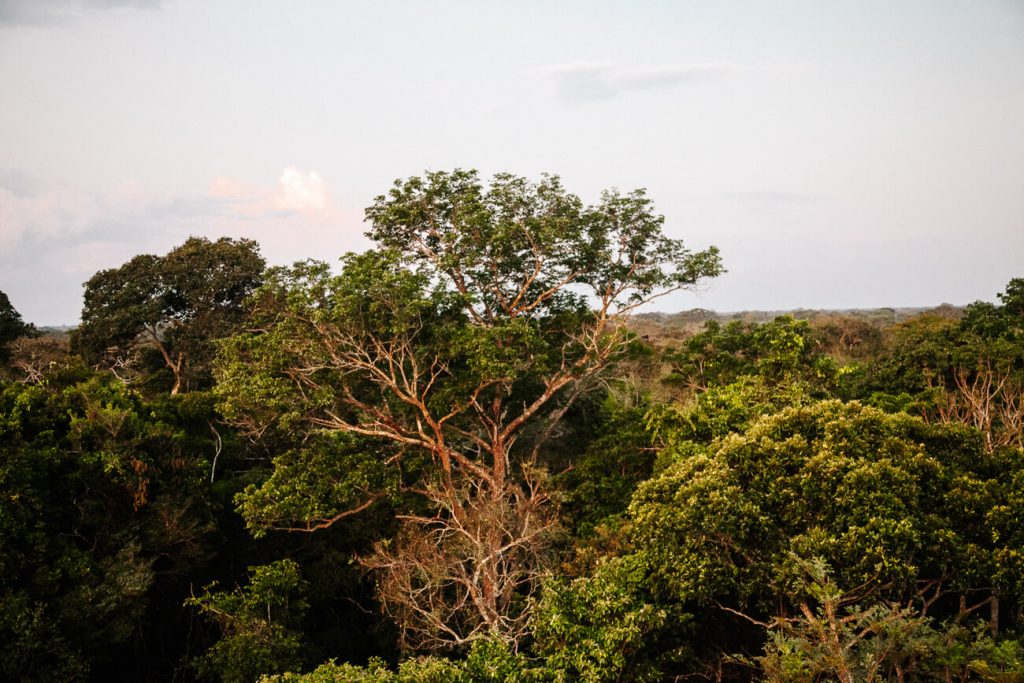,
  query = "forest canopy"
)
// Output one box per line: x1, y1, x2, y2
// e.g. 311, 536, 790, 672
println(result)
0, 172, 1022, 682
